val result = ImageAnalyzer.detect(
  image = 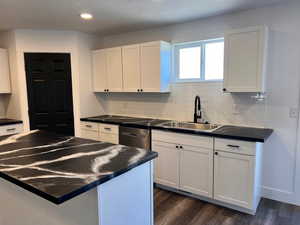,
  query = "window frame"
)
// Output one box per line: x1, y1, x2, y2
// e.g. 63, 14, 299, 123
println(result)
173, 38, 224, 83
